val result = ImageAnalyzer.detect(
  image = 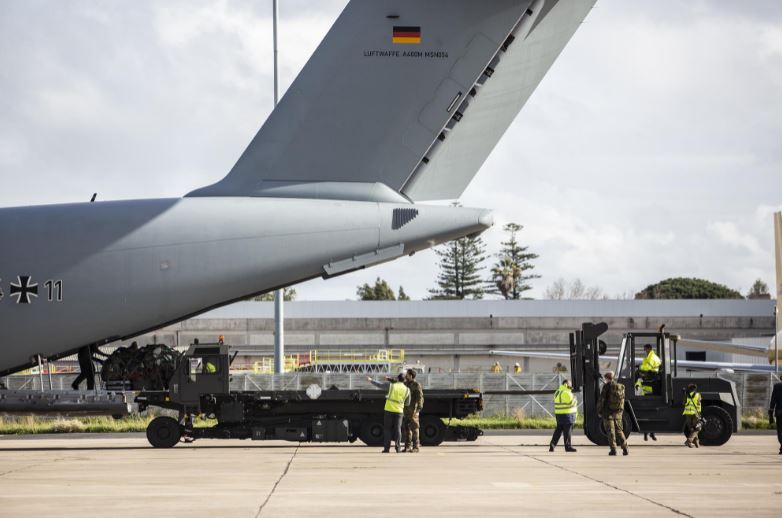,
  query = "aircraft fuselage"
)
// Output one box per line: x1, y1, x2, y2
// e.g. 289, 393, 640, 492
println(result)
0, 197, 491, 374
